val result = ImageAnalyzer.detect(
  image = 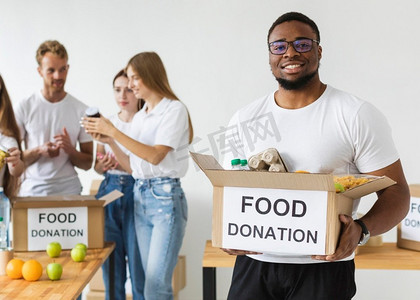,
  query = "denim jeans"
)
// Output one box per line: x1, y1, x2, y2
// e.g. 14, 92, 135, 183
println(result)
133, 177, 188, 300
96, 173, 145, 300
